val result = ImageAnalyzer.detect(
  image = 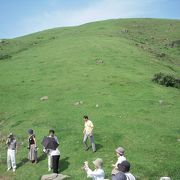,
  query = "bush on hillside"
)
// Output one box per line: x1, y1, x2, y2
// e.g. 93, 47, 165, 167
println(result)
152, 73, 180, 89
0, 54, 12, 60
